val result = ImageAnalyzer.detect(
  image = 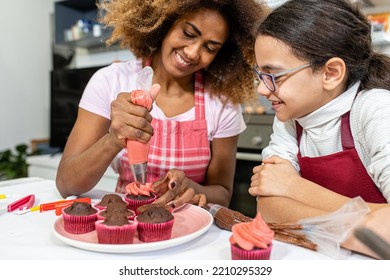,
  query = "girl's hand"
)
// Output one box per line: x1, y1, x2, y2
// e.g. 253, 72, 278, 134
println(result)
152, 169, 207, 207
249, 155, 300, 198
